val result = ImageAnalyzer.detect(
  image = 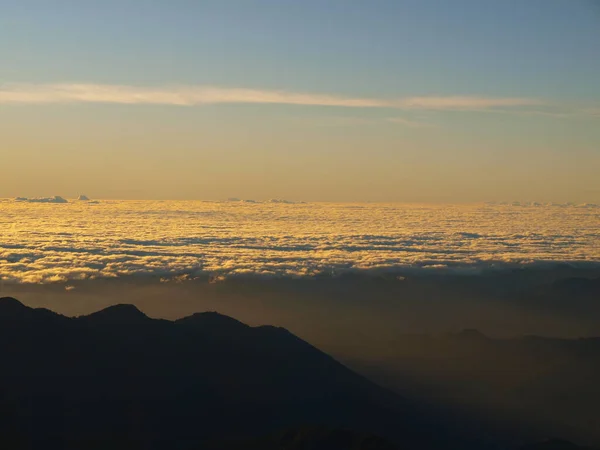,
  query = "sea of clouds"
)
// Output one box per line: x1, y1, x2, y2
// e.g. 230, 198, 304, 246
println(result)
0, 200, 598, 284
